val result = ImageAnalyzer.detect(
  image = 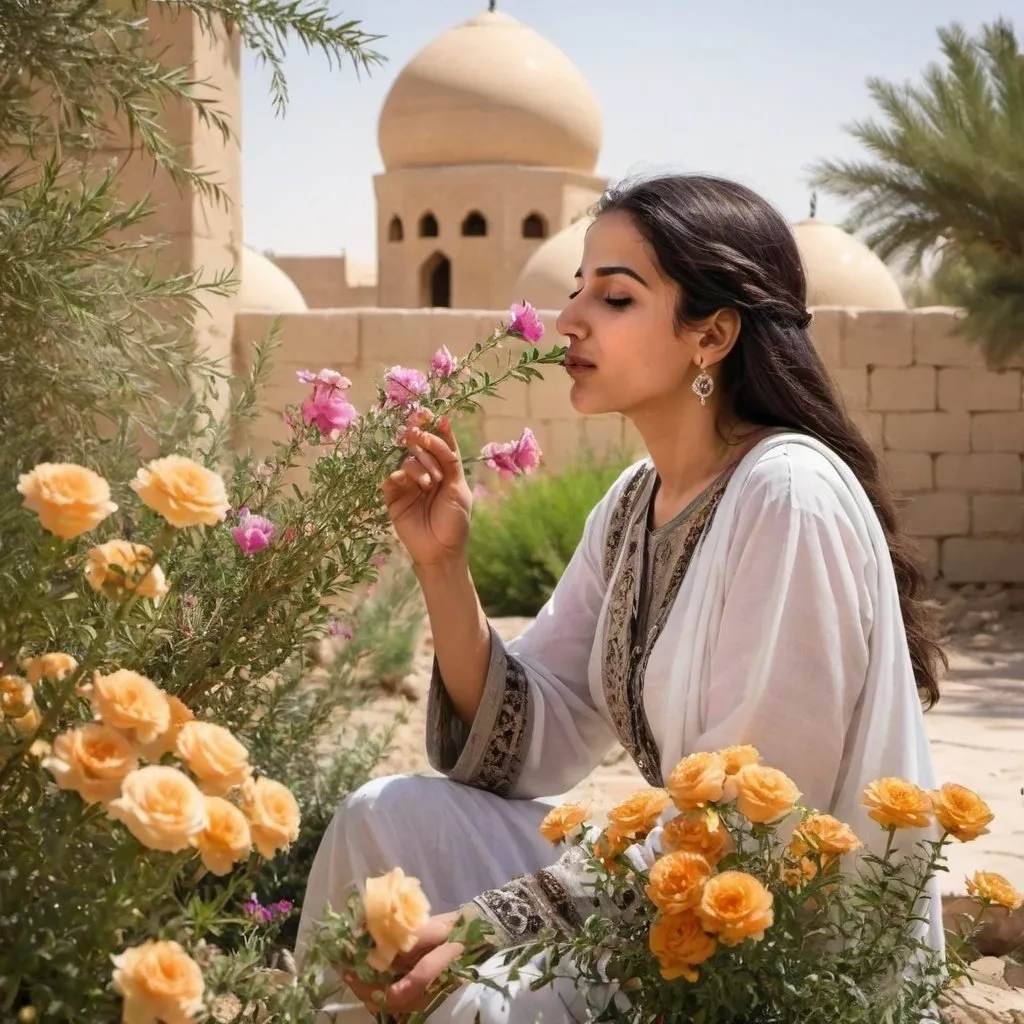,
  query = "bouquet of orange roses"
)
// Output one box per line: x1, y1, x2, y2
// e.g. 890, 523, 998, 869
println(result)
495, 746, 1021, 1024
